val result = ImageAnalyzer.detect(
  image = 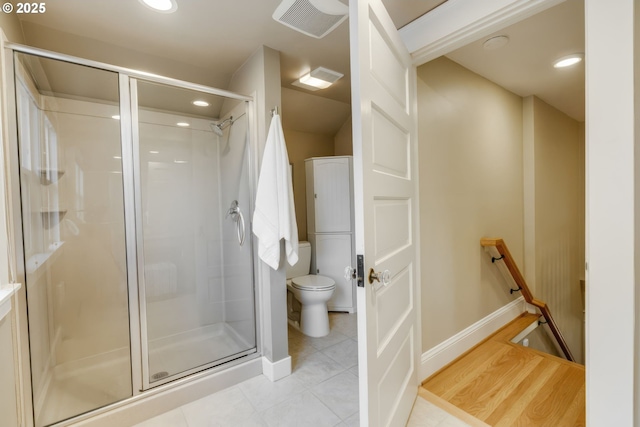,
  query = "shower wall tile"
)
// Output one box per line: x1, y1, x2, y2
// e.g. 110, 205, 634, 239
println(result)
224, 299, 255, 323
195, 301, 224, 325
146, 295, 207, 339
207, 240, 224, 269
226, 319, 256, 347
224, 273, 254, 300
206, 277, 224, 302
